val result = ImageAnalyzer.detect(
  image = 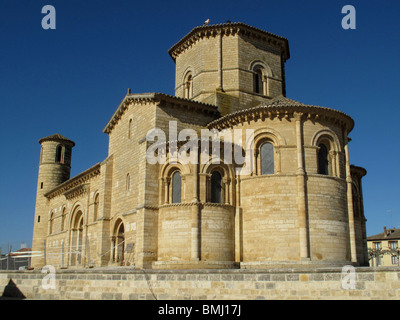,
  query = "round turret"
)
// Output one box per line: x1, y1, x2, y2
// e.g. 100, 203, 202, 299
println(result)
31, 134, 75, 268
37, 134, 75, 190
